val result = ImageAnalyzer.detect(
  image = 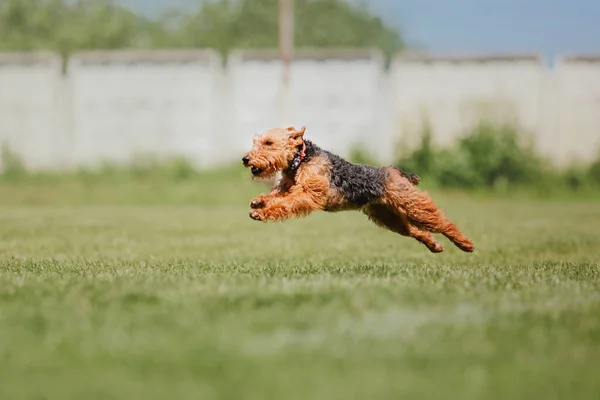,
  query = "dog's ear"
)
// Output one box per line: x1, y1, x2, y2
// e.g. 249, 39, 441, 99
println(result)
288, 125, 306, 140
